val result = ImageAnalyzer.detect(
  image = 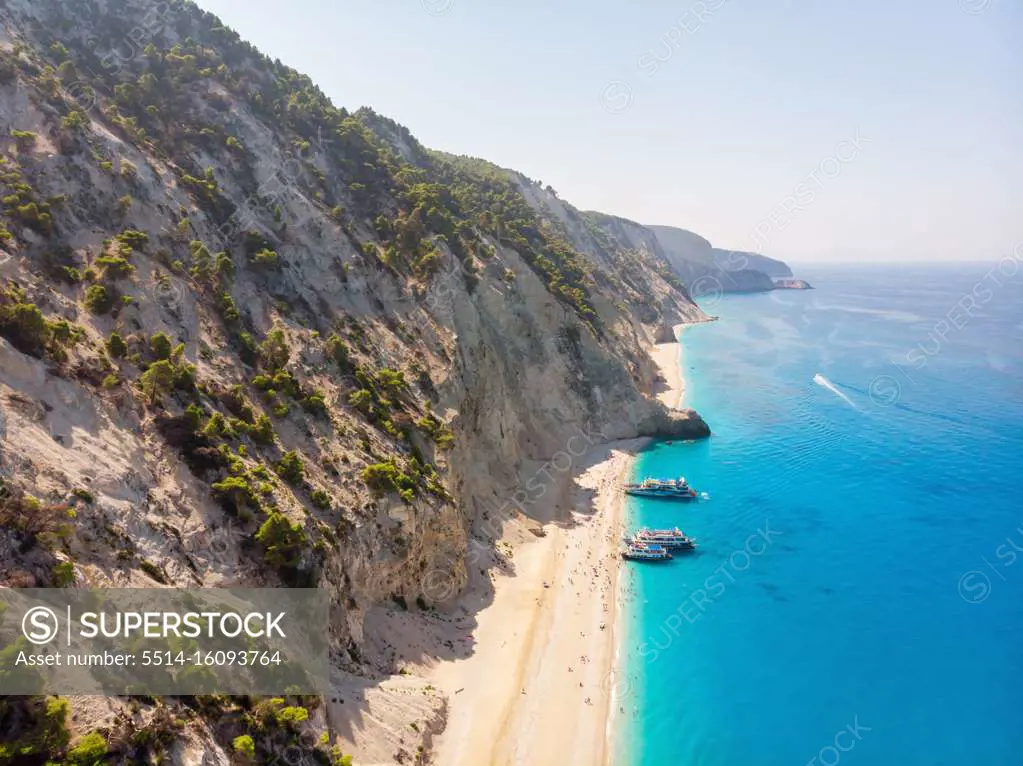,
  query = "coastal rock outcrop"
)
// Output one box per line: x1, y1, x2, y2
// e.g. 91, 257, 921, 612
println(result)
642, 407, 711, 440
774, 278, 814, 290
